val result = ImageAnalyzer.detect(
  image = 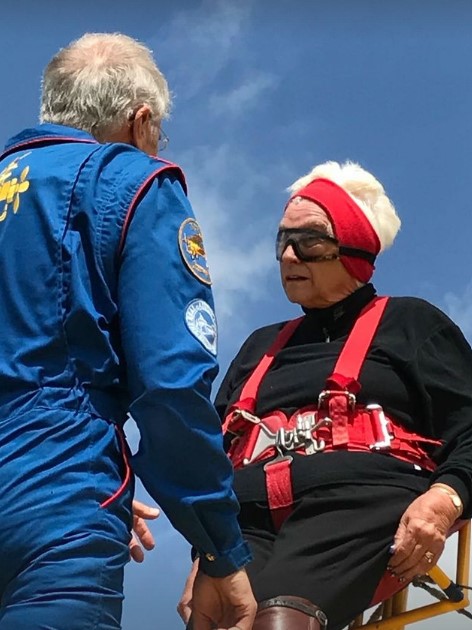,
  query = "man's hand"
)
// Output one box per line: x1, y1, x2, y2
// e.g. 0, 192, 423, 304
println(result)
177, 558, 199, 624
129, 499, 160, 563
388, 487, 459, 582
191, 568, 256, 630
